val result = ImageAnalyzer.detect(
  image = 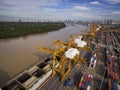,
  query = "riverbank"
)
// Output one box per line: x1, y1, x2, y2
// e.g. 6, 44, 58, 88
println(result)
0, 22, 66, 39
